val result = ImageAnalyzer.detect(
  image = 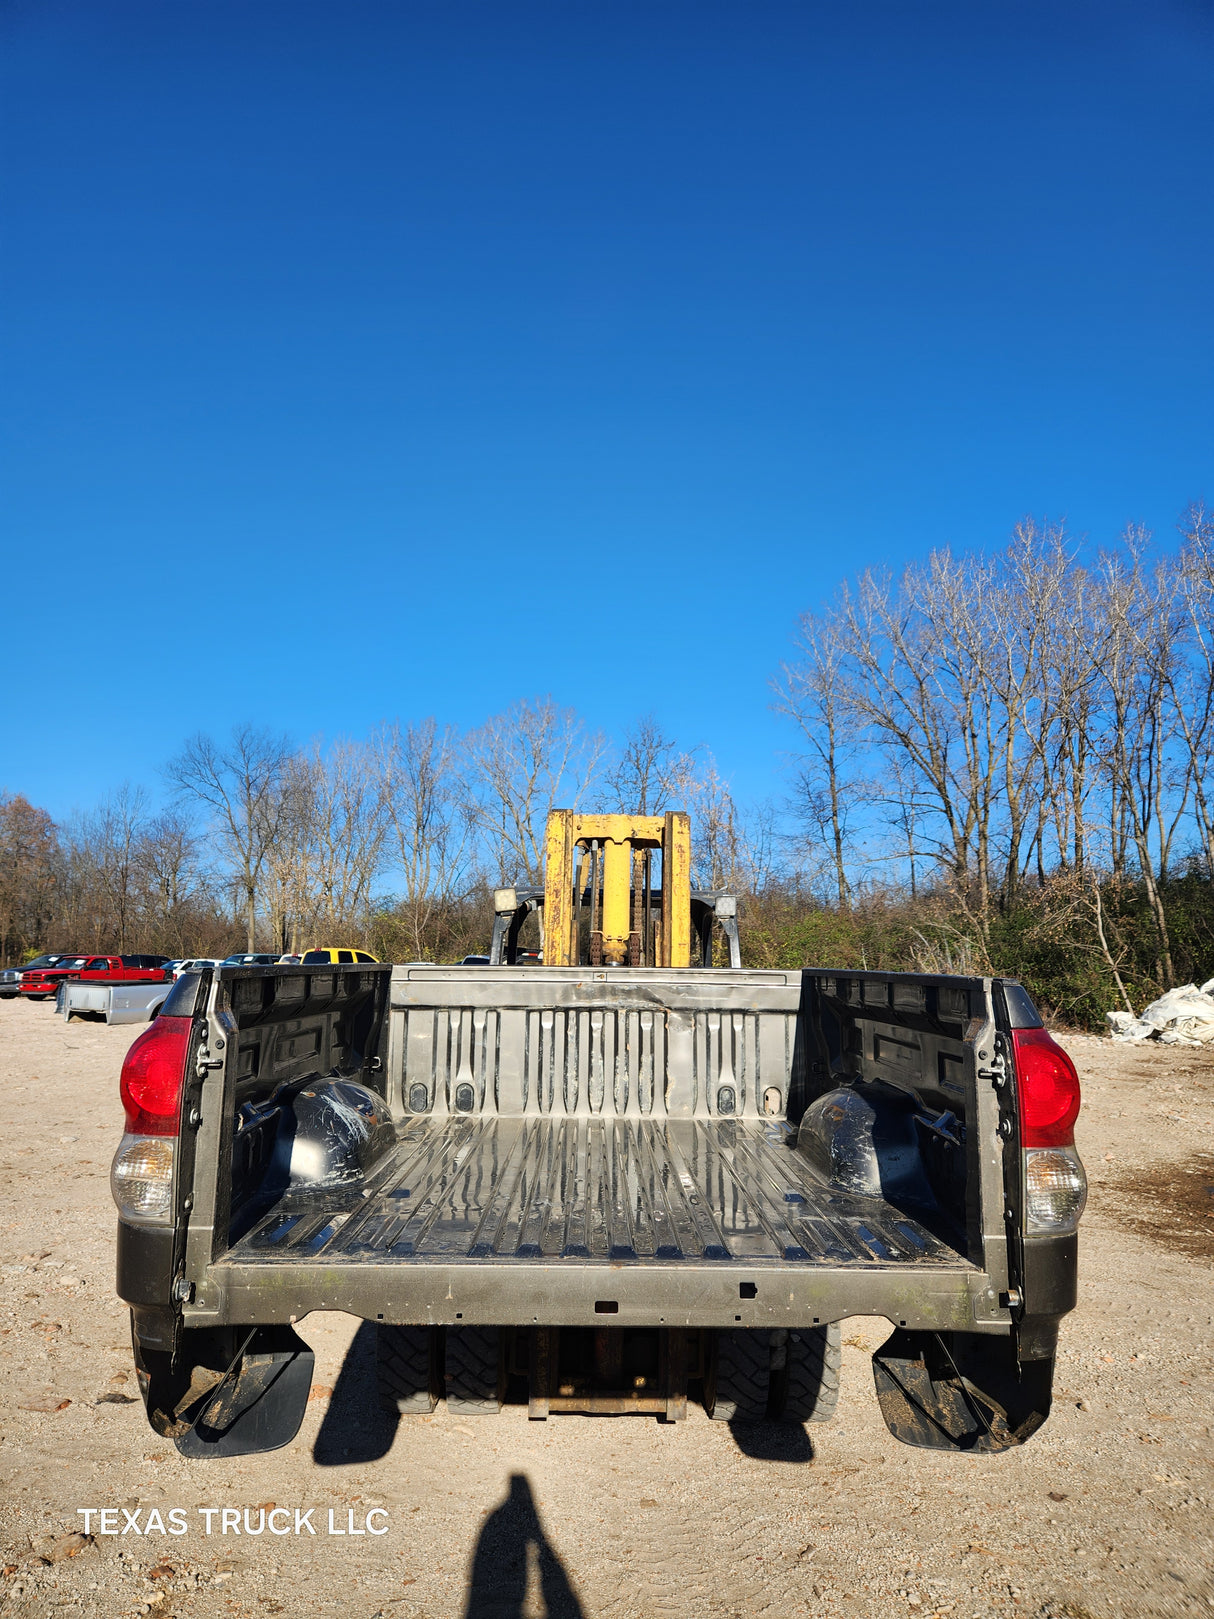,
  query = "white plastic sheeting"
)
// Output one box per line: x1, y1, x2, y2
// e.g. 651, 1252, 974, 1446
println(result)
1107, 978, 1214, 1045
